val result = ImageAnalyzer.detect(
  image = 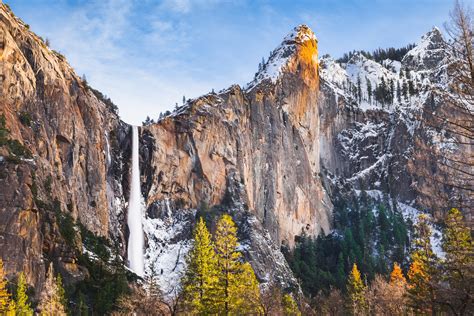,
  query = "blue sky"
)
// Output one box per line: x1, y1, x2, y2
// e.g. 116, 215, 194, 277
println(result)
6, 0, 462, 125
